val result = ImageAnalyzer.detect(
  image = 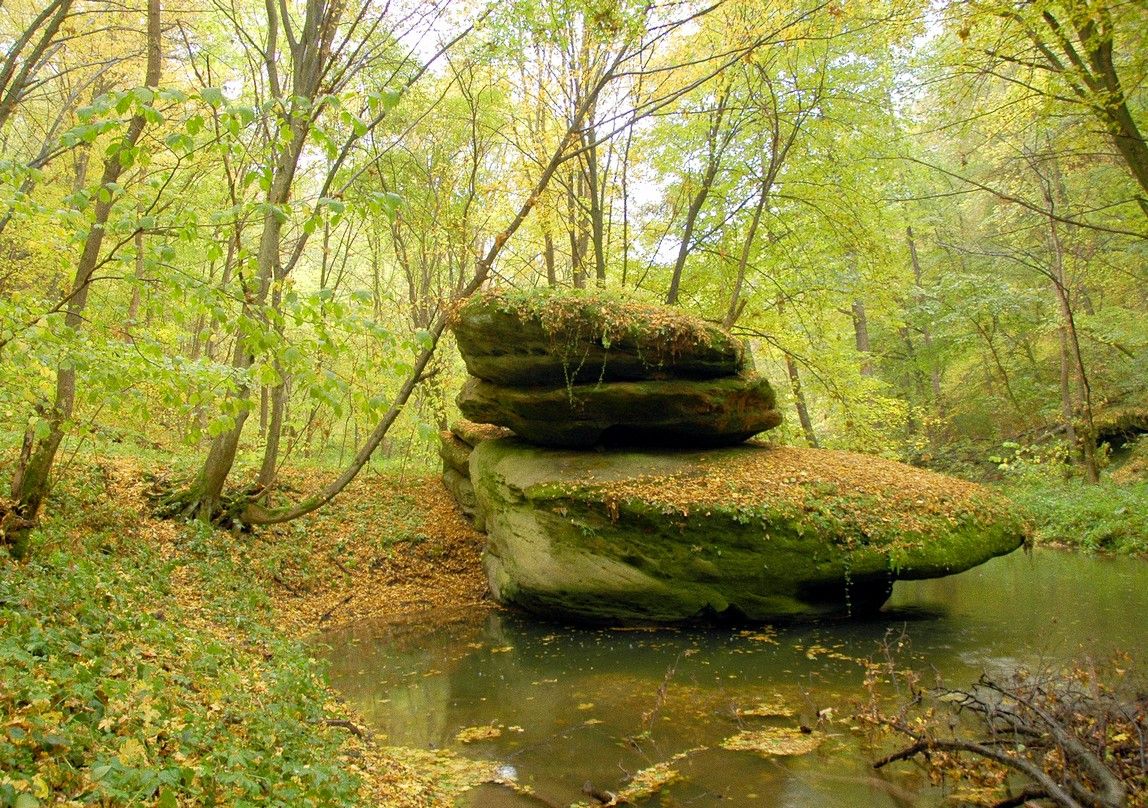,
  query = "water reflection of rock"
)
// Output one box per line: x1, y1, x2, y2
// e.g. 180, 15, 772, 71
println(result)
318, 550, 1148, 808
